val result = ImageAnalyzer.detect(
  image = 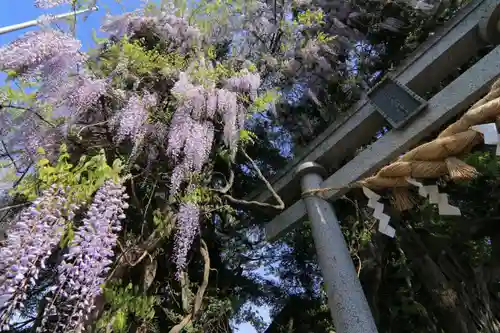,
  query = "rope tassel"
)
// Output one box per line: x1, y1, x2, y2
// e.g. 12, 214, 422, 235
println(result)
362, 187, 396, 238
